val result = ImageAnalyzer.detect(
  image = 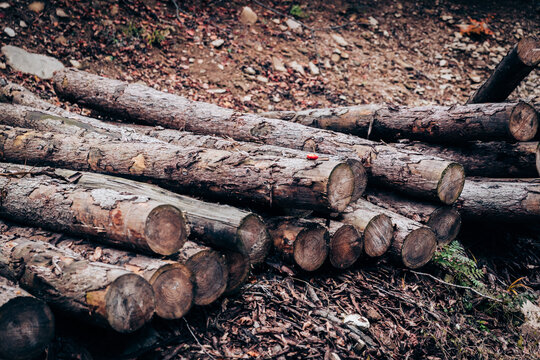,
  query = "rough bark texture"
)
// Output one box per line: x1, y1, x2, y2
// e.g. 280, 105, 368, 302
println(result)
325, 220, 363, 270
0, 125, 354, 214
52, 69, 465, 204
468, 37, 540, 104
262, 102, 538, 142
0, 275, 55, 360
456, 178, 540, 221
0, 164, 187, 256
0, 230, 155, 333
266, 218, 329, 272
366, 188, 462, 245
391, 140, 540, 178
